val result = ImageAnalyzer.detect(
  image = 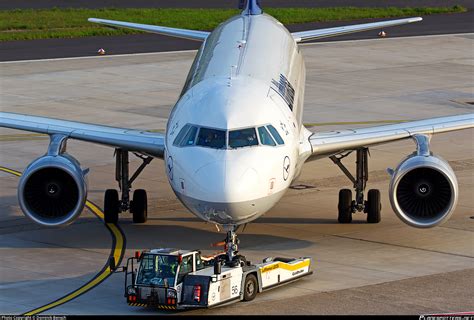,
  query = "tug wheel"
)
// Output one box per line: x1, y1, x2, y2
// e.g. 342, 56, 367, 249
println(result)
243, 274, 258, 301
